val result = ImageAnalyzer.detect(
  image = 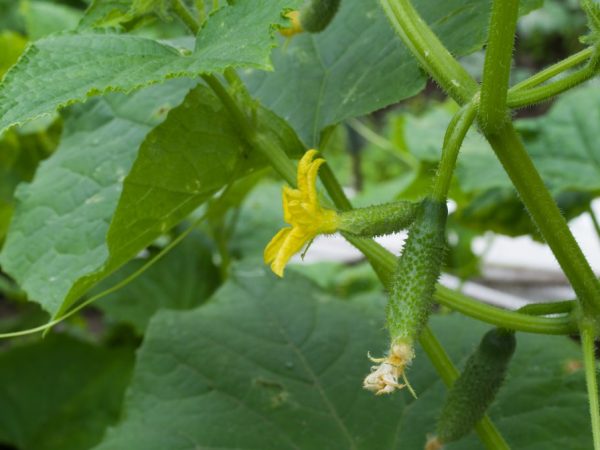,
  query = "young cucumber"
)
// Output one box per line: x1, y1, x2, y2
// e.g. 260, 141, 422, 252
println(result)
363, 198, 447, 396
338, 201, 418, 238
434, 328, 517, 446
387, 197, 447, 346
300, 0, 341, 33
